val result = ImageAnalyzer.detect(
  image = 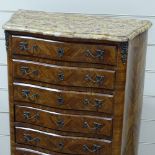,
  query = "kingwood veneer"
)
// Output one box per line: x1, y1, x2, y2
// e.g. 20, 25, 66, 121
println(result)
3, 10, 151, 155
